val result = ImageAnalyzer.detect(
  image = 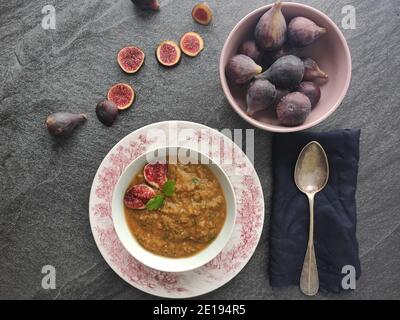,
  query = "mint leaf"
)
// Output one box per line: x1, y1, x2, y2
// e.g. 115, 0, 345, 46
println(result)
192, 178, 199, 184
162, 180, 175, 197
146, 195, 164, 211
